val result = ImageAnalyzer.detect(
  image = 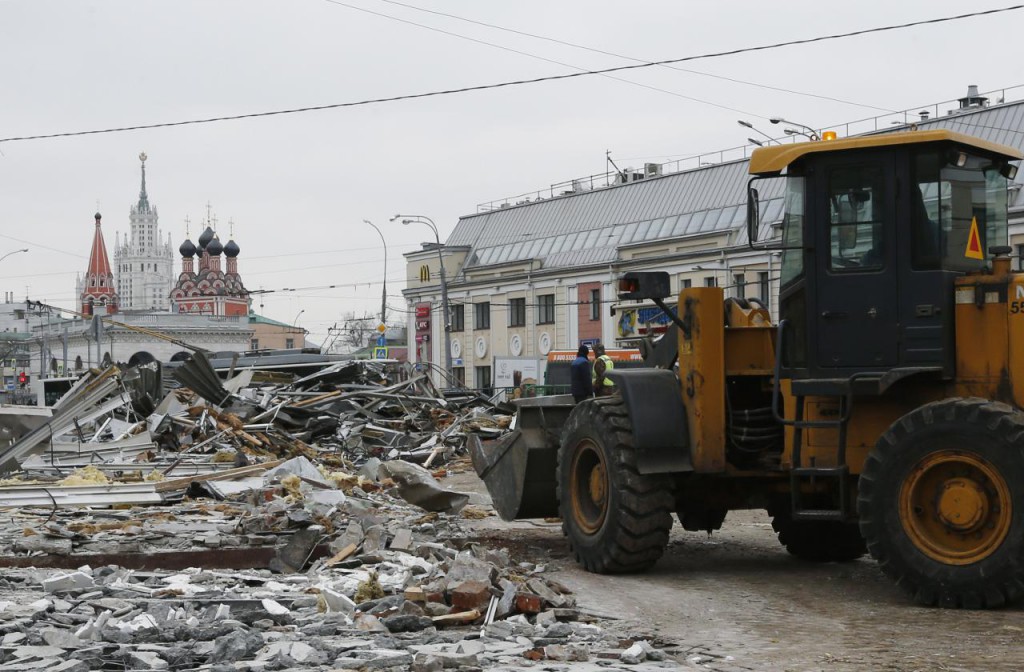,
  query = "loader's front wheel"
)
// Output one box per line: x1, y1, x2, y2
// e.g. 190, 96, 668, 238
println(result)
858, 398, 1024, 608
557, 398, 674, 573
